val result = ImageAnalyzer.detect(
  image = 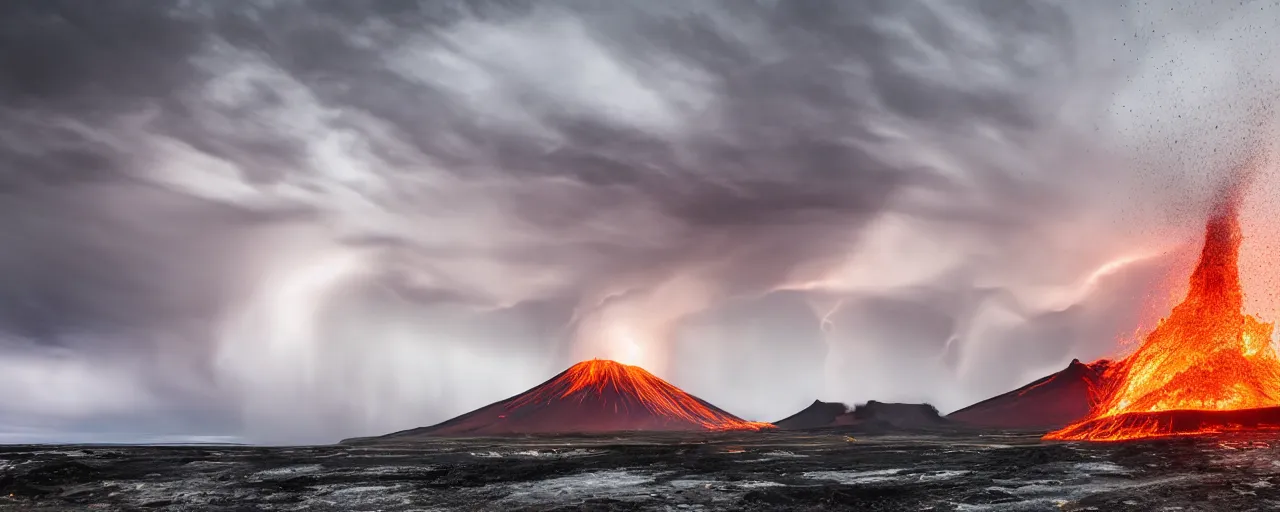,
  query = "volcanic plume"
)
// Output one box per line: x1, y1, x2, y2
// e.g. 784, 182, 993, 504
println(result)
371, 359, 773, 437
1046, 189, 1280, 441
948, 358, 1112, 429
